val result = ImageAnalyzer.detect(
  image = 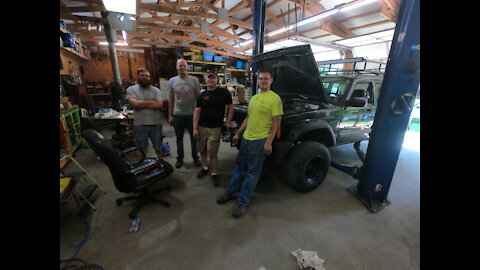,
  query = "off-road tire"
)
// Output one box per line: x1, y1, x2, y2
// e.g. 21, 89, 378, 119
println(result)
285, 141, 331, 192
